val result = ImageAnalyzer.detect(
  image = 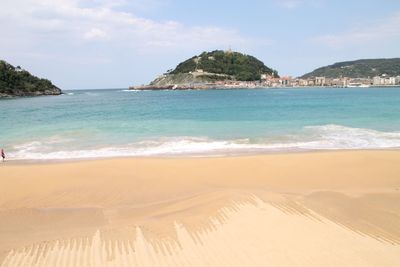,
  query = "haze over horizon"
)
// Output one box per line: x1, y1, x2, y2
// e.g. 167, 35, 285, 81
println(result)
1, 0, 400, 89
